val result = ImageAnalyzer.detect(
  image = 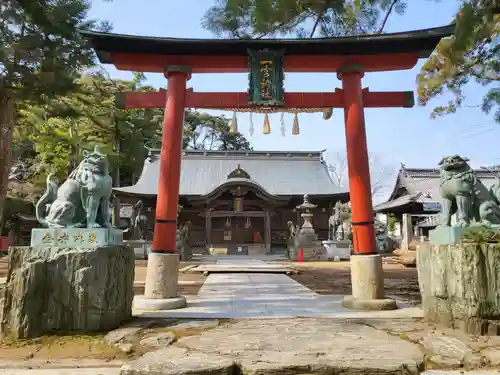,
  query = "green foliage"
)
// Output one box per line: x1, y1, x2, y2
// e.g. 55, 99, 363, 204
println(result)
12, 75, 253, 188
204, 1, 498, 124
418, 2, 499, 122
387, 213, 396, 232
183, 111, 252, 151
203, 0, 408, 38
0, 0, 110, 224
0, 0, 110, 101
461, 225, 500, 244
